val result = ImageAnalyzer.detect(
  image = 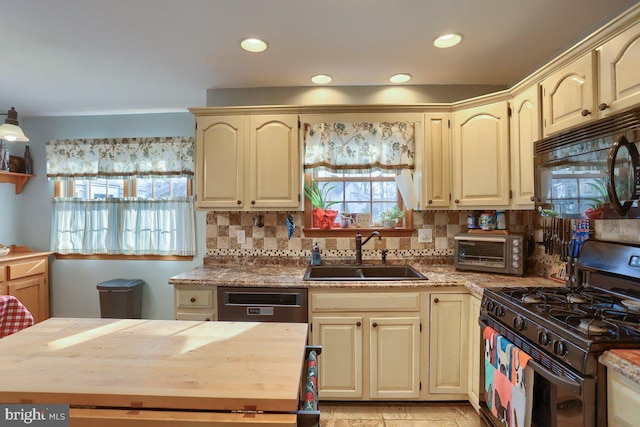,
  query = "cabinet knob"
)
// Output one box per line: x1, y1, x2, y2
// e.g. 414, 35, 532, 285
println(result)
356, 321, 362, 327
372, 322, 378, 328
454, 199, 459, 204
581, 109, 591, 117
205, 317, 211, 321
598, 103, 609, 111
190, 297, 196, 303
530, 196, 535, 202
237, 200, 241, 205
428, 199, 433, 204
434, 298, 440, 304
251, 200, 256, 205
